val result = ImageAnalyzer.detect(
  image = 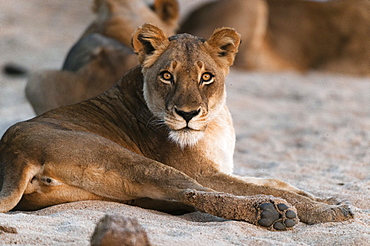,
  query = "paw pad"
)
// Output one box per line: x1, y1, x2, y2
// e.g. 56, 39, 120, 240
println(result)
258, 202, 298, 230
